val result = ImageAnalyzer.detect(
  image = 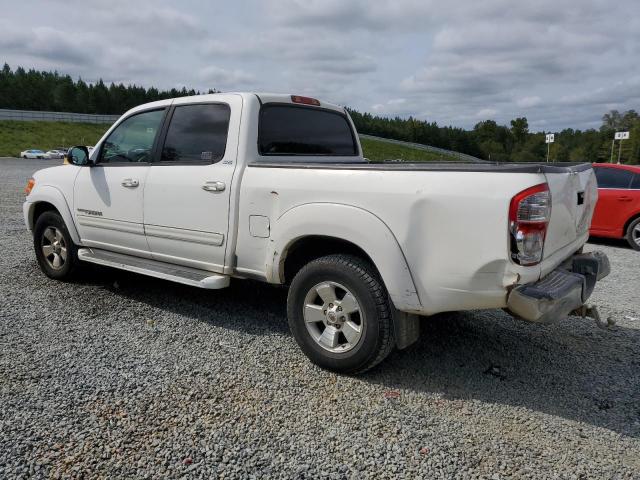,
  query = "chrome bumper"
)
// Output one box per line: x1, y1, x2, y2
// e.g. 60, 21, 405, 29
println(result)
507, 251, 610, 324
